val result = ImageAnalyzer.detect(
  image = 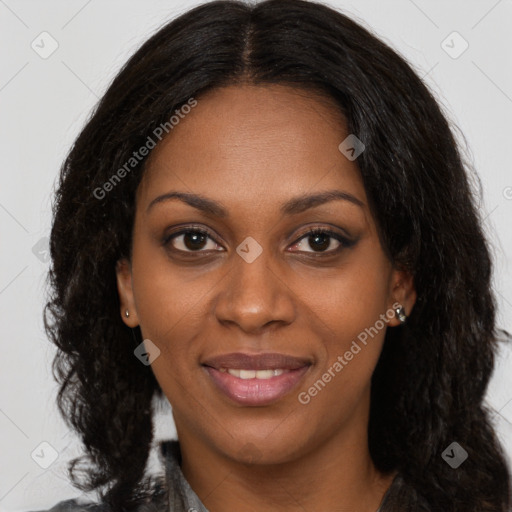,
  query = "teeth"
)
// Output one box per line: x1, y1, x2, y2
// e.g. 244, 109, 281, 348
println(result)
239, 369, 255, 379
222, 368, 287, 379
